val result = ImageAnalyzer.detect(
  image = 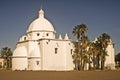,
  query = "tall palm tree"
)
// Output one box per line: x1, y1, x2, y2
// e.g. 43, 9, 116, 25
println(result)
79, 24, 88, 70
72, 23, 88, 70
87, 43, 93, 70
72, 48, 80, 70
115, 52, 120, 67
81, 36, 90, 70
97, 33, 111, 70
79, 24, 88, 37
72, 25, 80, 40
72, 25, 81, 70
91, 41, 100, 69
72, 24, 88, 40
